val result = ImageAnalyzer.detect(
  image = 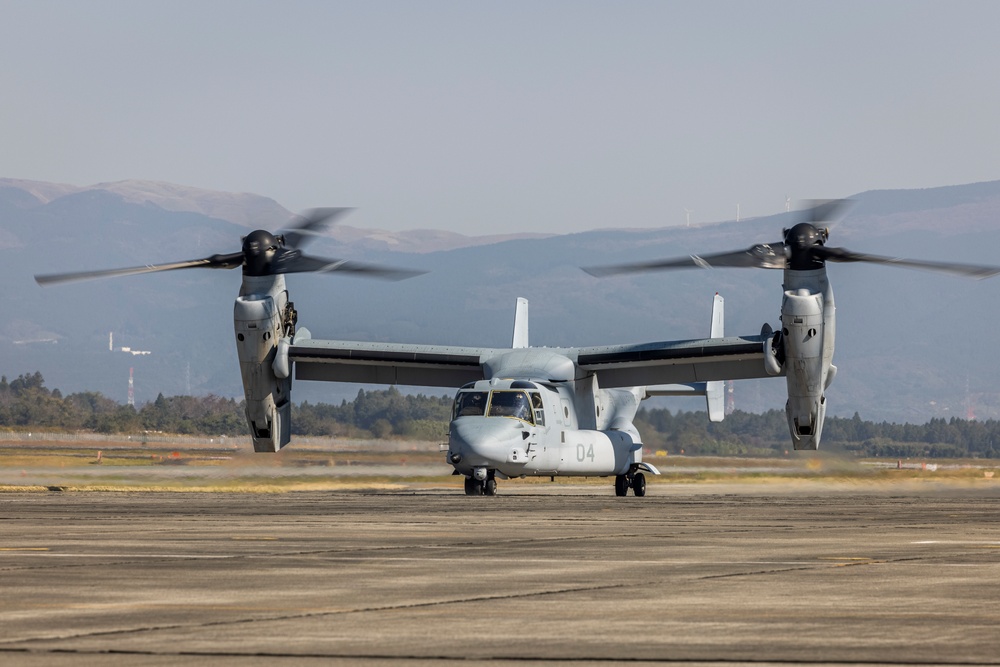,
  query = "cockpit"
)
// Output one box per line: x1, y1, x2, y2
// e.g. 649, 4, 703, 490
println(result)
452, 380, 546, 426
